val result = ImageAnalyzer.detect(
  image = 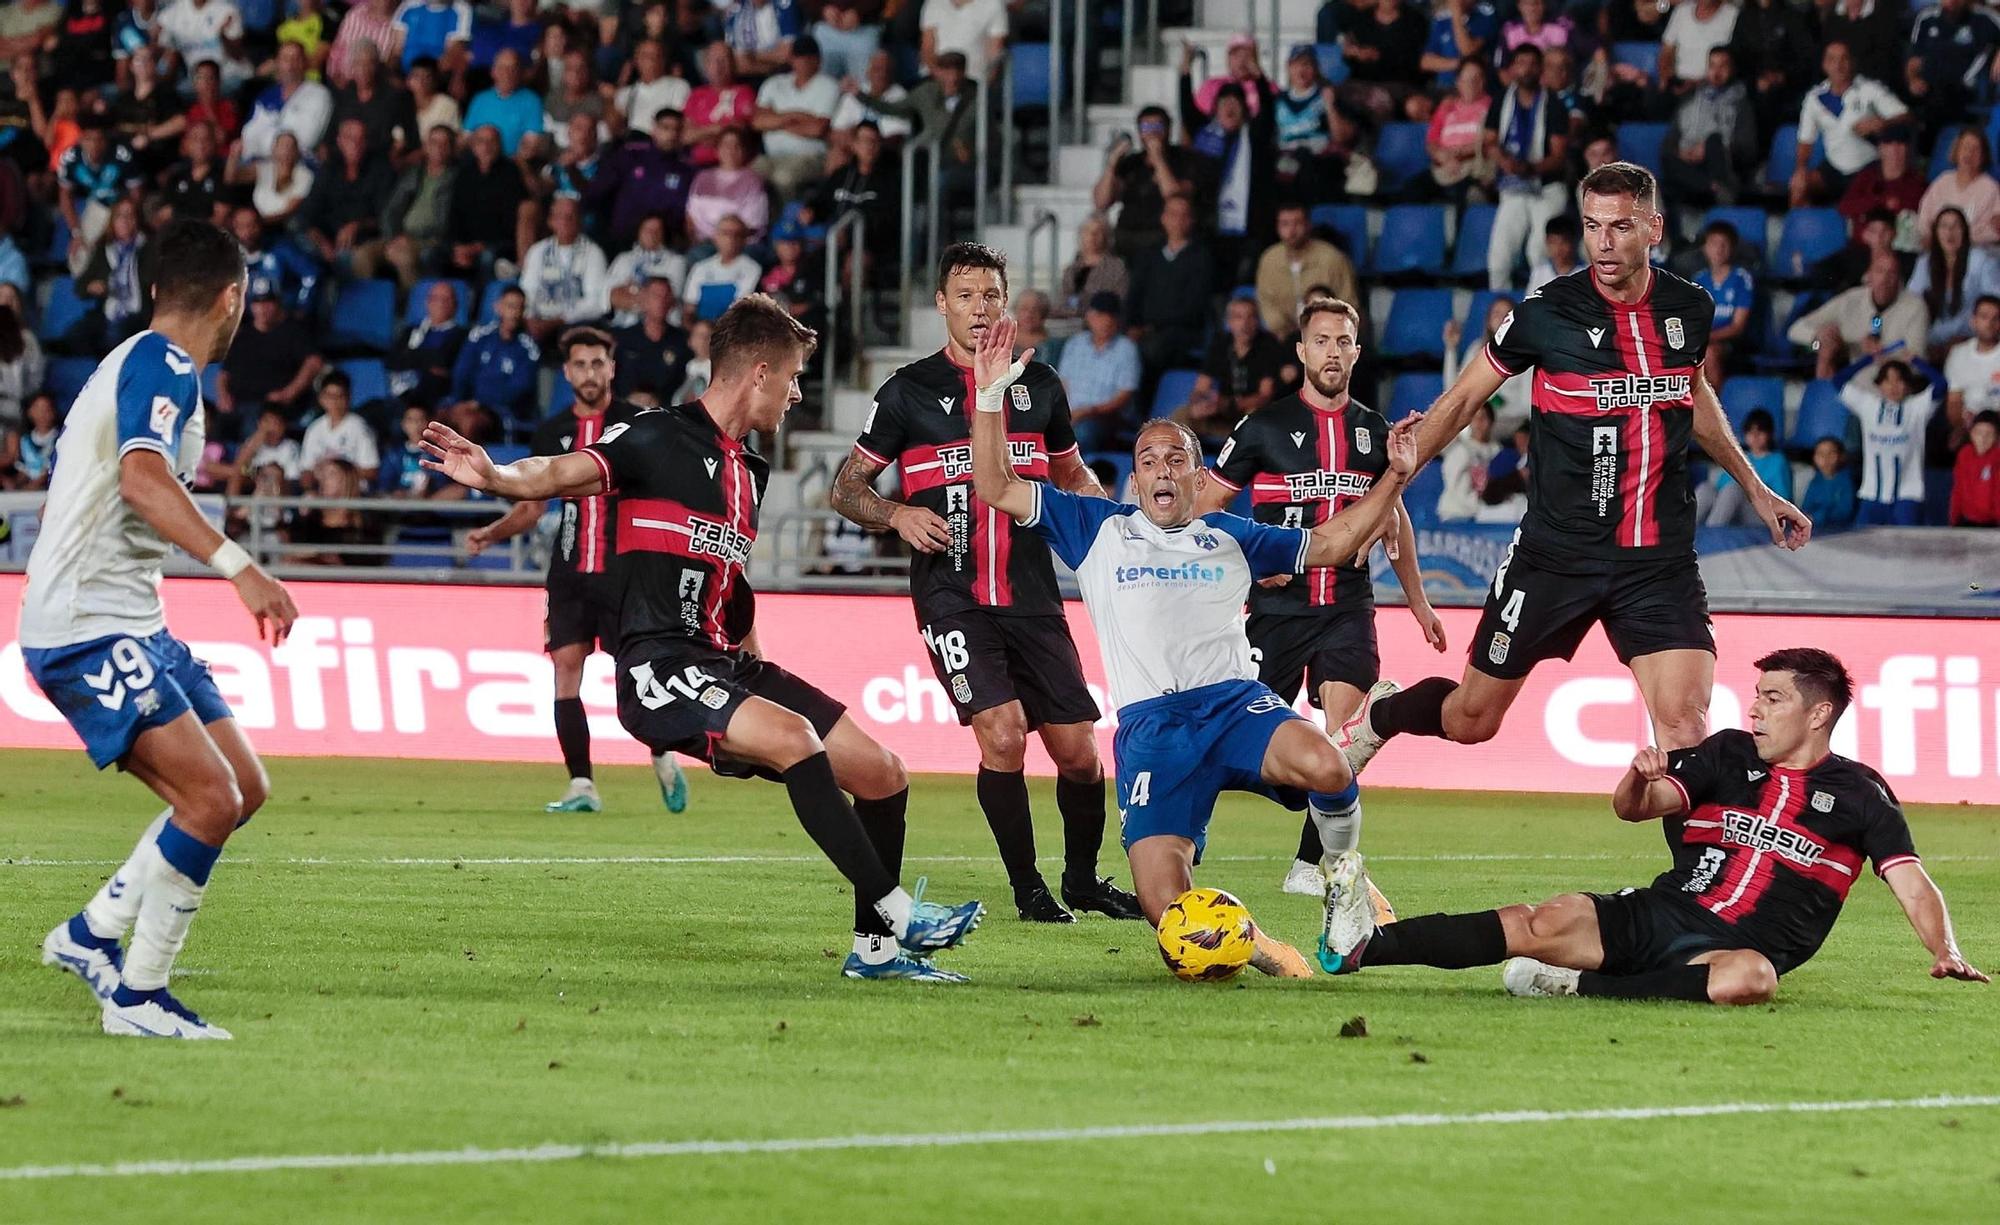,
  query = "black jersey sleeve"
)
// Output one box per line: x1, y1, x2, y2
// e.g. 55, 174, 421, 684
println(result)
529, 413, 565, 459
853, 375, 913, 468
1677, 280, 1717, 364
1485, 289, 1556, 378
1210, 412, 1265, 492
1857, 772, 1921, 876
1661, 730, 1739, 812
1039, 364, 1080, 457
581, 412, 664, 495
